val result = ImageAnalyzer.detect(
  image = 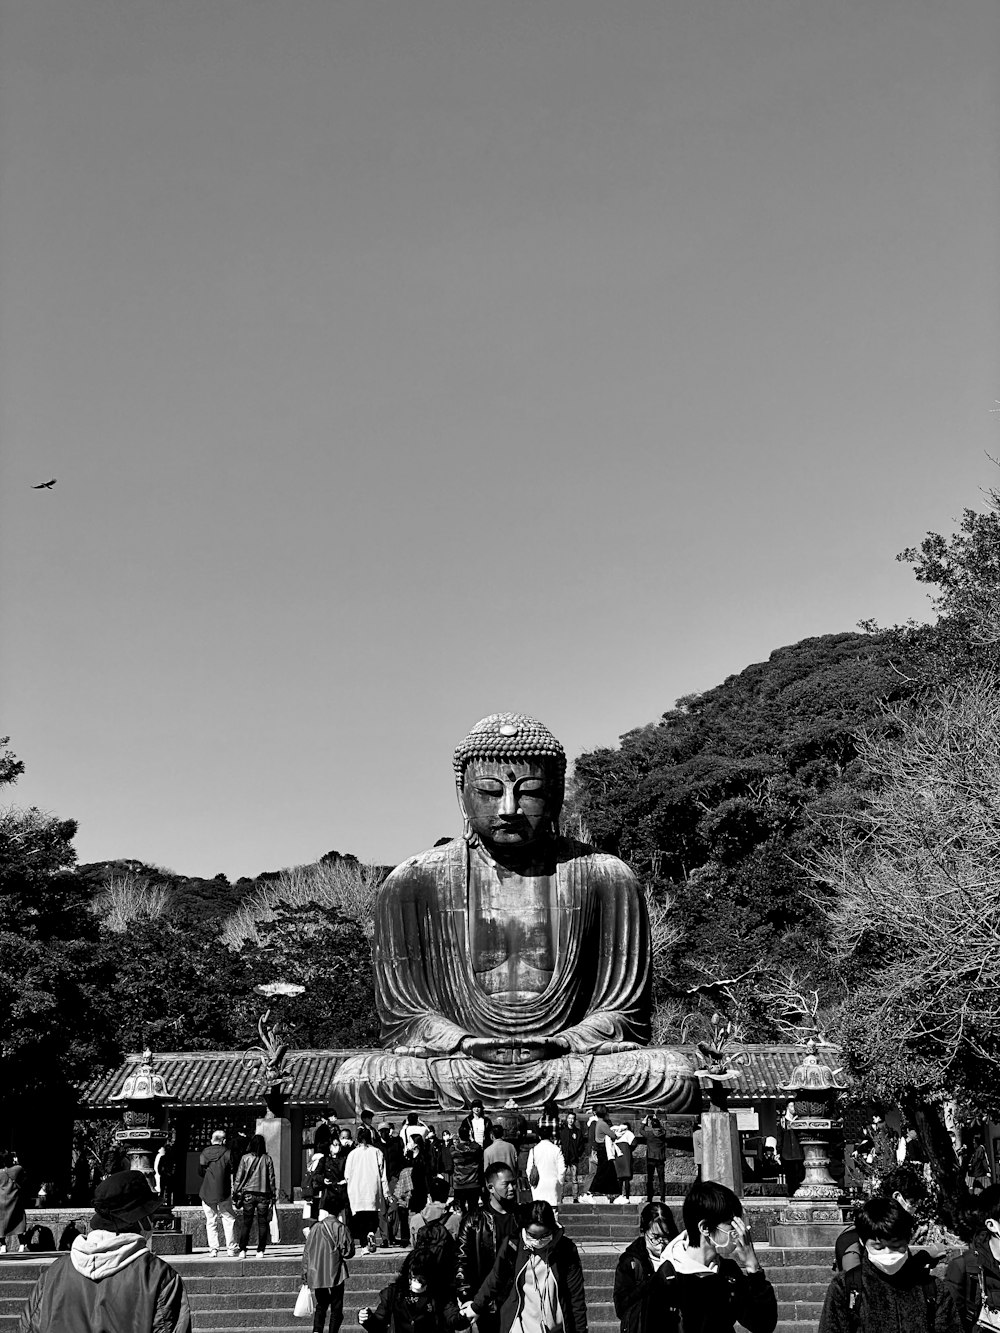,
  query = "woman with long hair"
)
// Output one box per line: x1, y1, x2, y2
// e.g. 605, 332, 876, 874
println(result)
464, 1199, 587, 1333
233, 1133, 277, 1259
